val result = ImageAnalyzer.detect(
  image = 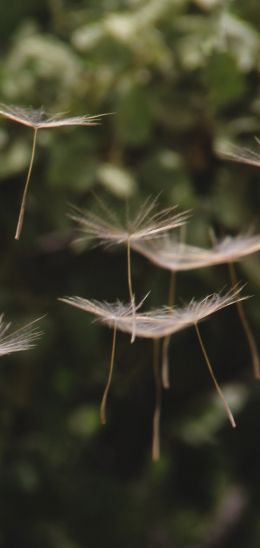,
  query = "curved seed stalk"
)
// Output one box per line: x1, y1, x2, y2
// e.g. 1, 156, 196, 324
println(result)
161, 221, 186, 389
152, 339, 162, 461
100, 325, 117, 424
162, 337, 171, 389
127, 237, 136, 343
162, 271, 176, 389
15, 128, 38, 240
127, 237, 134, 303
194, 322, 236, 428
228, 263, 260, 379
